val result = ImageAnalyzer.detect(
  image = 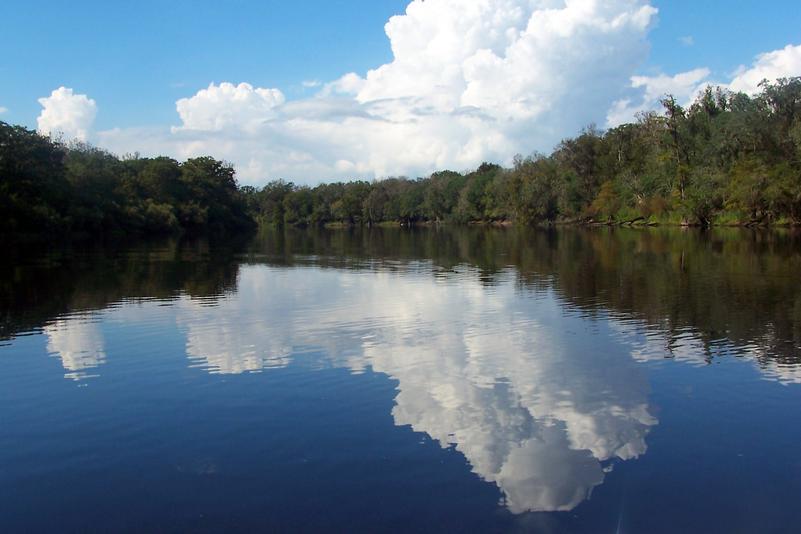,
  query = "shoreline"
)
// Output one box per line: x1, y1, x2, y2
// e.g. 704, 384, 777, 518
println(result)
321, 219, 801, 230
